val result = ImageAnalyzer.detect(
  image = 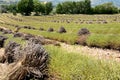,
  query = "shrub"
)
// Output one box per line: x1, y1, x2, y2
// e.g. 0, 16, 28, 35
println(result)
13, 10, 17, 16
2, 30, 13, 34
13, 32, 24, 38
75, 35, 88, 45
58, 26, 67, 33
23, 26, 36, 30
47, 27, 54, 32
29, 36, 45, 45
22, 34, 34, 40
78, 28, 90, 36
0, 28, 4, 32
39, 27, 45, 31
0, 35, 8, 48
